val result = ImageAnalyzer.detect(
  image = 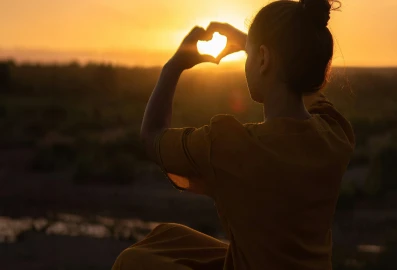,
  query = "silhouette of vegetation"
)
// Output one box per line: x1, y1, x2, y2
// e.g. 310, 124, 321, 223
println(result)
0, 61, 11, 91
30, 143, 77, 172
0, 61, 395, 190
